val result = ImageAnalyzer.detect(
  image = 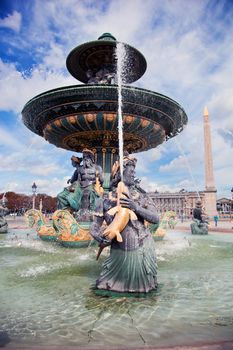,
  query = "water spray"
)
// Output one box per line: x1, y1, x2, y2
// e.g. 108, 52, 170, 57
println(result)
116, 42, 127, 182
